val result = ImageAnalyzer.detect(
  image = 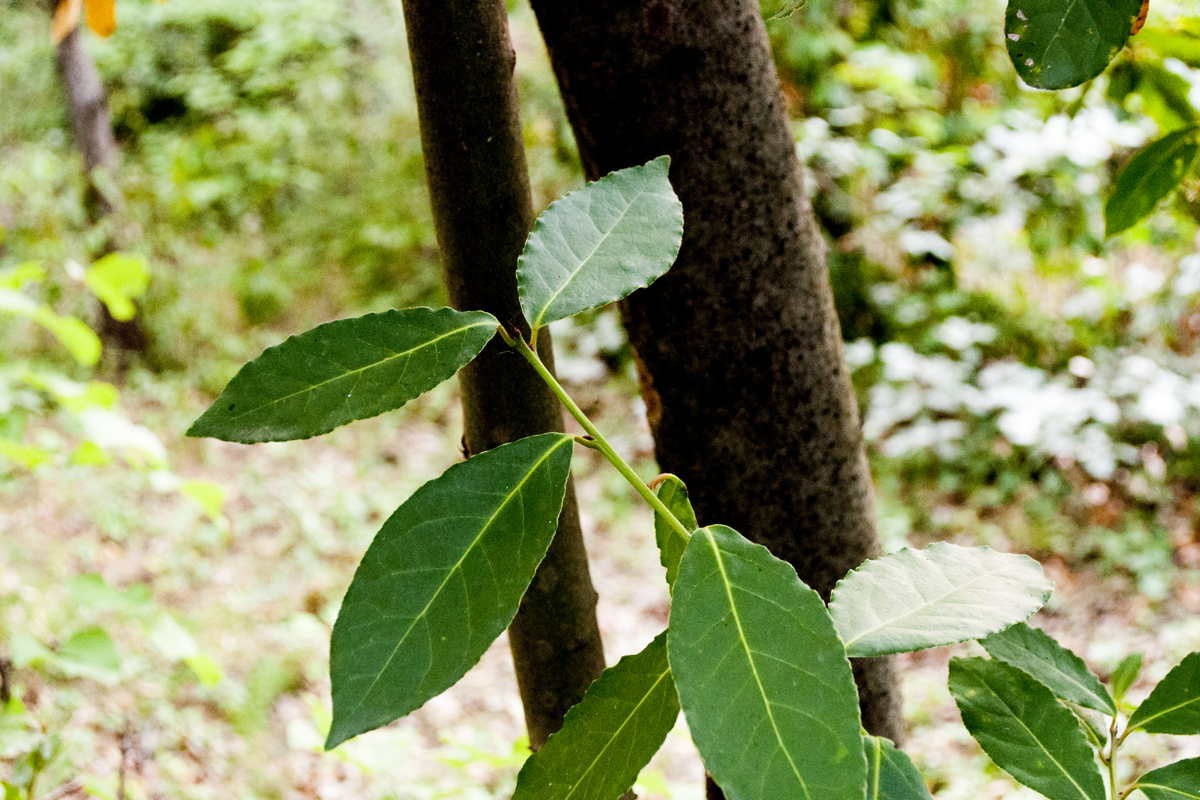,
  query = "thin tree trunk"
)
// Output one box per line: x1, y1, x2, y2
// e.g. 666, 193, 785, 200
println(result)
54, 22, 145, 356
529, 0, 902, 753
400, 0, 607, 748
